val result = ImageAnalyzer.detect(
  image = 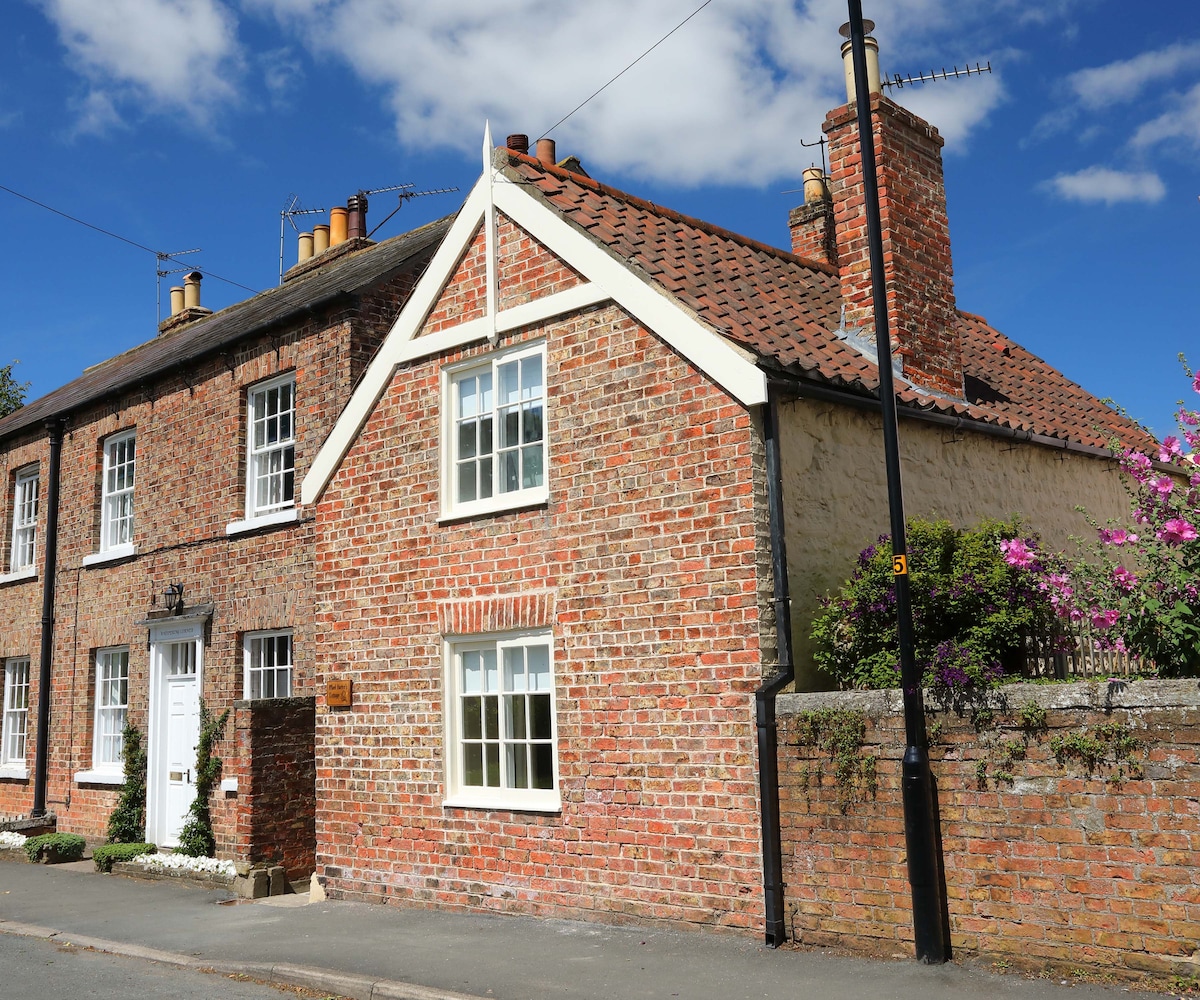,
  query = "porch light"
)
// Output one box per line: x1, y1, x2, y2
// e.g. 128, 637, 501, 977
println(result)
163, 583, 184, 615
